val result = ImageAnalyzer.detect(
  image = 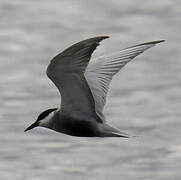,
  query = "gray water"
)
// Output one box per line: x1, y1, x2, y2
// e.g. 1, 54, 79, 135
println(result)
0, 0, 181, 179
